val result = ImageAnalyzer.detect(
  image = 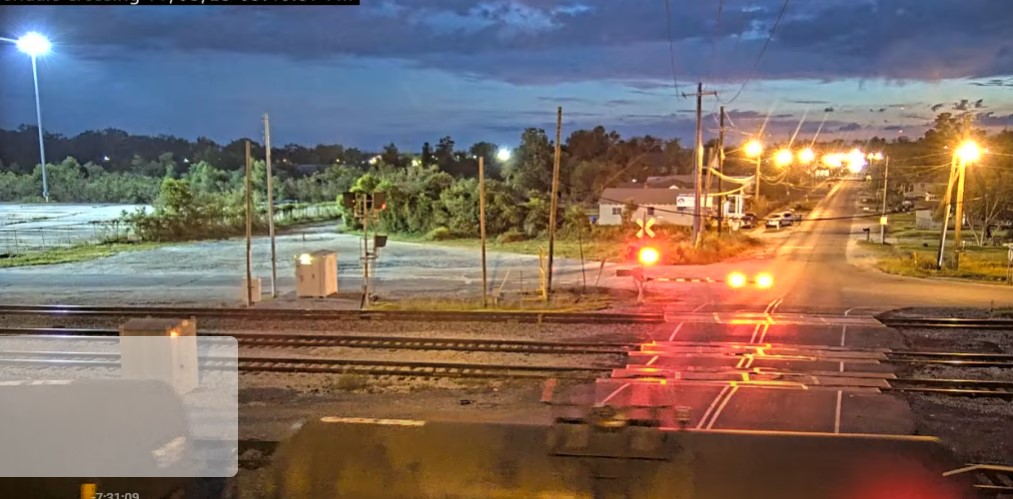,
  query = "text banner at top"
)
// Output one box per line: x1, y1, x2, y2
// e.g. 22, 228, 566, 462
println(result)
5, 0, 358, 5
